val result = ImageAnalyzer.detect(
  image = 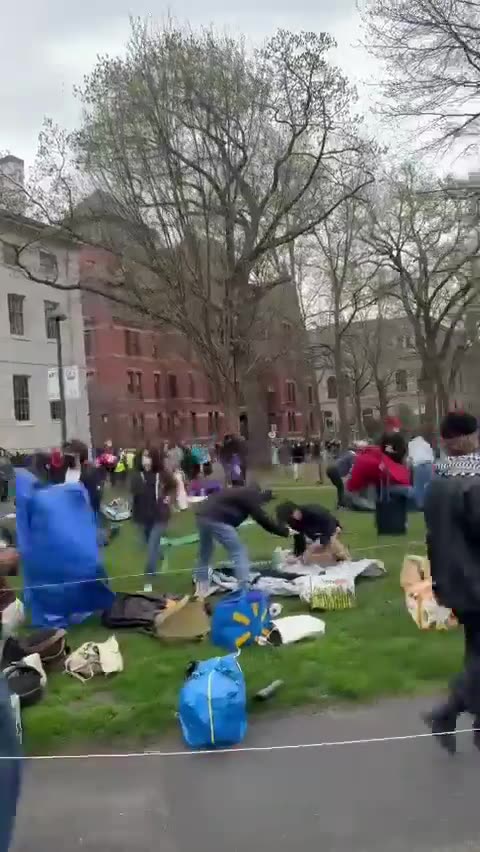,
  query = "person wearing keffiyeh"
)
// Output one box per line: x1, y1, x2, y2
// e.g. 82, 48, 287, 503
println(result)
423, 411, 480, 754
